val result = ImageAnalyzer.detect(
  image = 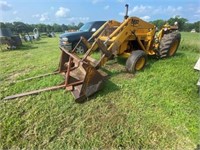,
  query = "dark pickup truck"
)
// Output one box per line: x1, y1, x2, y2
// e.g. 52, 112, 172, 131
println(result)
59, 21, 106, 54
